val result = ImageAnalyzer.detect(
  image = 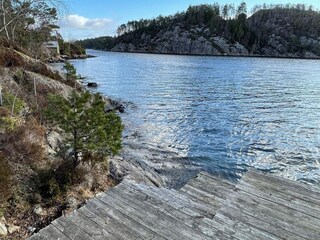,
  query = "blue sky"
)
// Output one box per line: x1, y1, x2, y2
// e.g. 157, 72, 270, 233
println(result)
59, 0, 320, 40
